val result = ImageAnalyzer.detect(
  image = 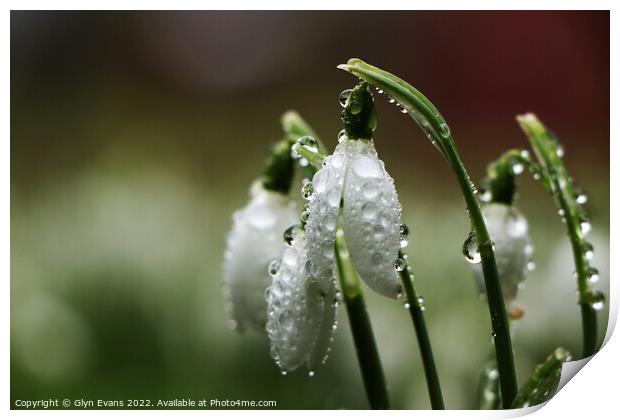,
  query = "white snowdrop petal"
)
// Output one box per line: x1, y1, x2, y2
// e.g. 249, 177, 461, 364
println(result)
307, 278, 339, 370
472, 203, 533, 303
304, 144, 347, 293
223, 181, 298, 331
342, 139, 403, 299
266, 231, 336, 372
